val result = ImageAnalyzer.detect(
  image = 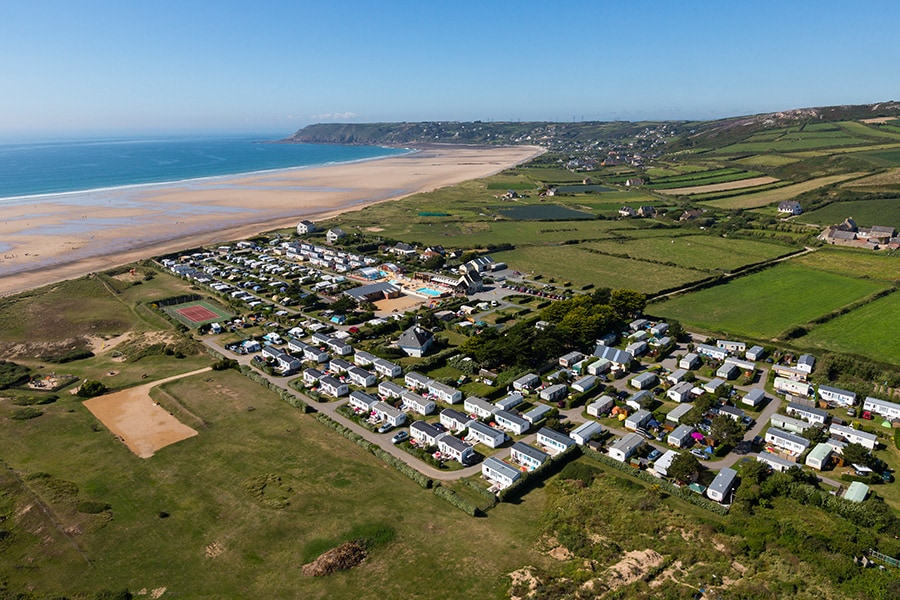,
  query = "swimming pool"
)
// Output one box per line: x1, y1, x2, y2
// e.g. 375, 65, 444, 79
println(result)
416, 287, 444, 297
